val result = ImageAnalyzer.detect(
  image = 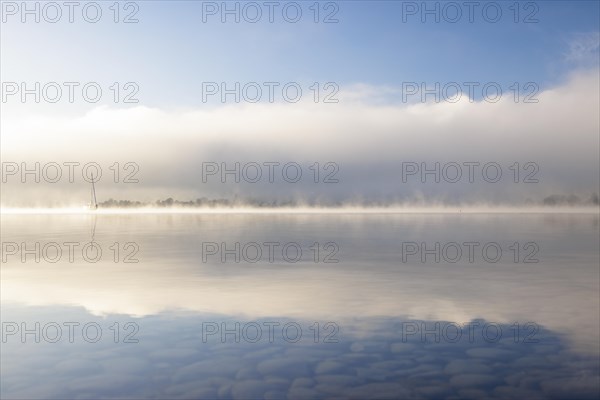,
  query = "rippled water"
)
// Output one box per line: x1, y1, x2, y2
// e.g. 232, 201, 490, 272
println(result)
1, 212, 599, 399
